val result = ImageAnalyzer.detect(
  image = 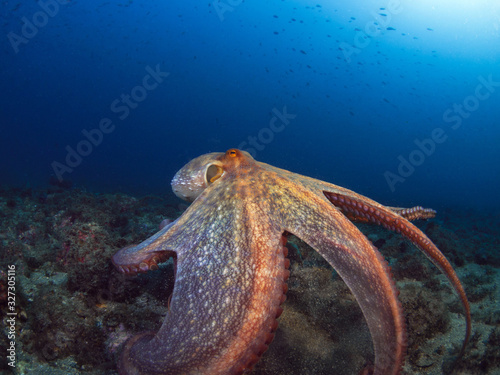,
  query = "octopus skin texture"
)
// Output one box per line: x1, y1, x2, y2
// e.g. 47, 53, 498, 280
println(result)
112, 148, 471, 375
